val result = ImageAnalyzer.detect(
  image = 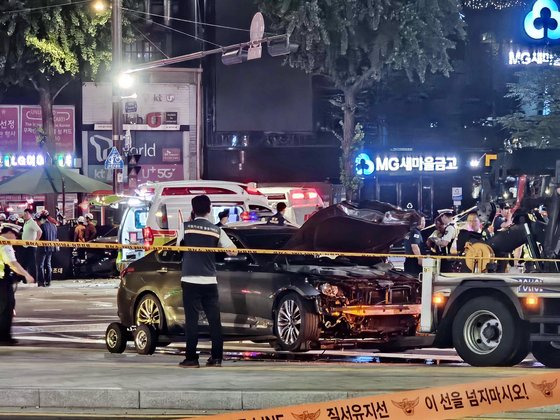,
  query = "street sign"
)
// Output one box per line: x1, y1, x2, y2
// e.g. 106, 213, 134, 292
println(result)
104, 147, 124, 170
452, 187, 463, 201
